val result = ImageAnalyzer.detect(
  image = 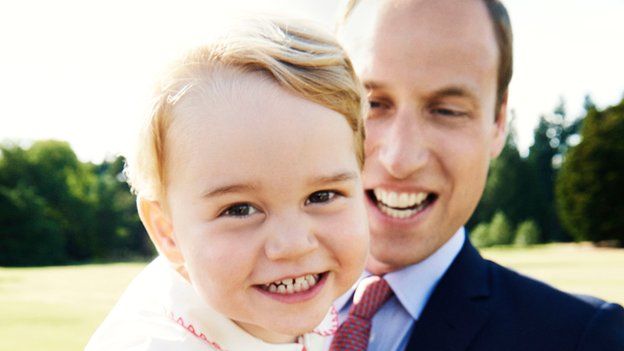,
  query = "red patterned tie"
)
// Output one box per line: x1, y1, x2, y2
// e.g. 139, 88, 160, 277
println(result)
330, 276, 394, 351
